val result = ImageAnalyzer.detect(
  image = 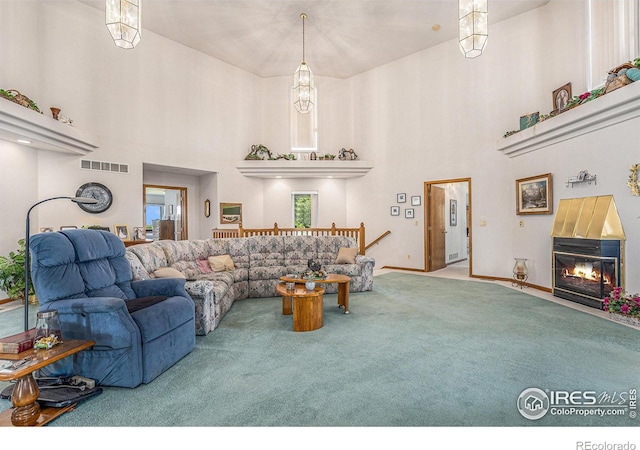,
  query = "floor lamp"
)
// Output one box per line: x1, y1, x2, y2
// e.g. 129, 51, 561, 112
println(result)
24, 196, 98, 331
